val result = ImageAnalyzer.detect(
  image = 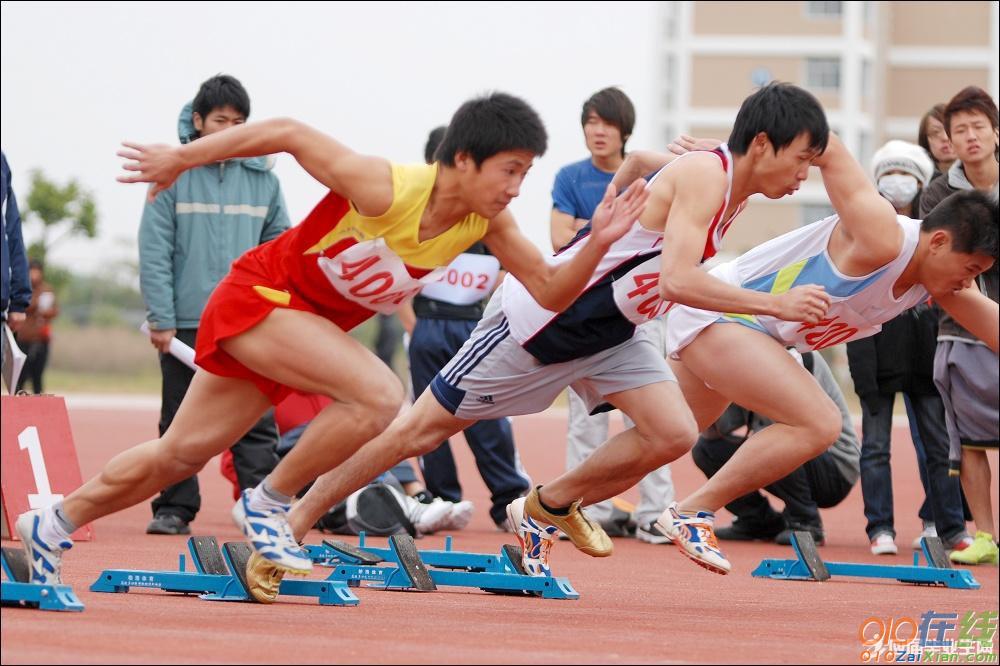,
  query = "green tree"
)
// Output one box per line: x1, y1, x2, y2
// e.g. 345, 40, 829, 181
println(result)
24, 170, 98, 263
